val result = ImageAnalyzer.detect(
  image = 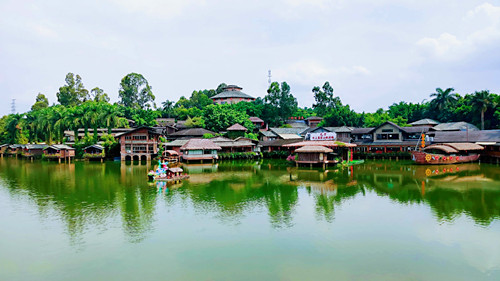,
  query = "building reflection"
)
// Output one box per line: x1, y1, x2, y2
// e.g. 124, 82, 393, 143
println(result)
0, 158, 499, 243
